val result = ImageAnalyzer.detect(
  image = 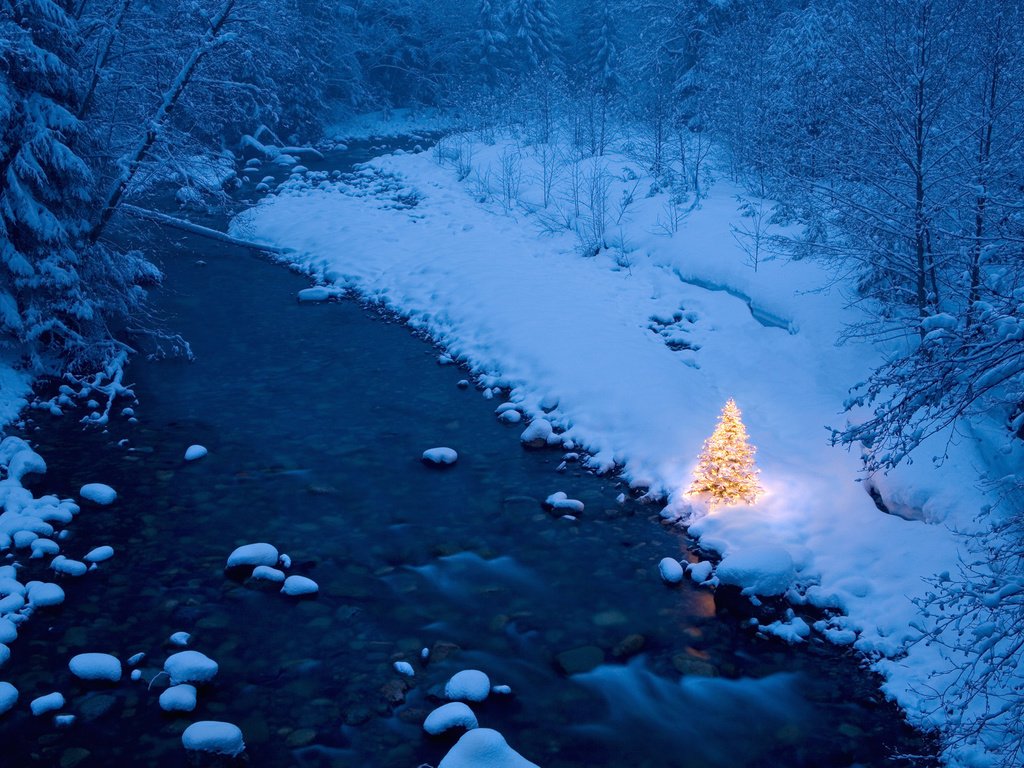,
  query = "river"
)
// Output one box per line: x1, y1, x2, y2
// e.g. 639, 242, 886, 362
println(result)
0, 139, 936, 768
